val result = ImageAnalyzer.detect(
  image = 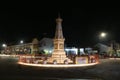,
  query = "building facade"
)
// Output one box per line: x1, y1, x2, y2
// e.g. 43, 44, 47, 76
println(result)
1, 38, 39, 55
